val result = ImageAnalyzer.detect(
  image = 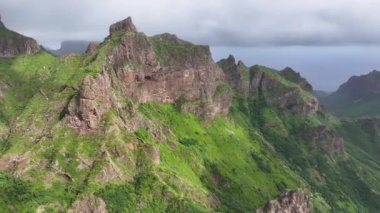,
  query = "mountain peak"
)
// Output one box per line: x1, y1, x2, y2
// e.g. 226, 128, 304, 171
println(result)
0, 15, 40, 57
109, 16, 137, 34
280, 67, 313, 92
